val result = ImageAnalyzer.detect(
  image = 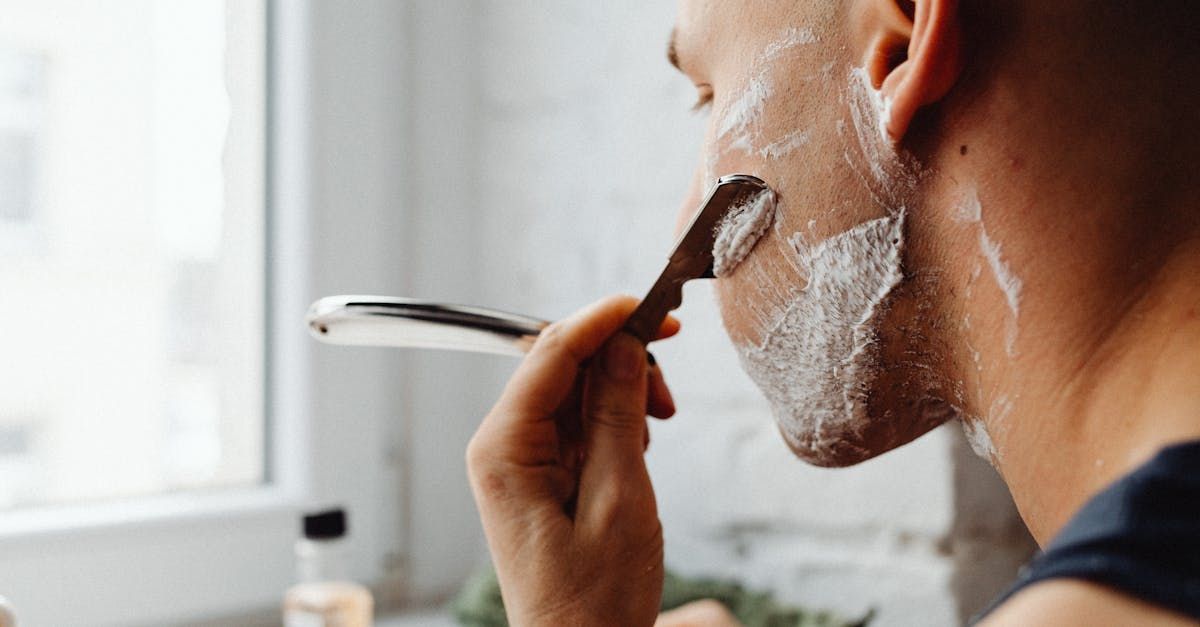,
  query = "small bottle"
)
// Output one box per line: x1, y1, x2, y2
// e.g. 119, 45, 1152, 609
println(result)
283, 508, 374, 627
